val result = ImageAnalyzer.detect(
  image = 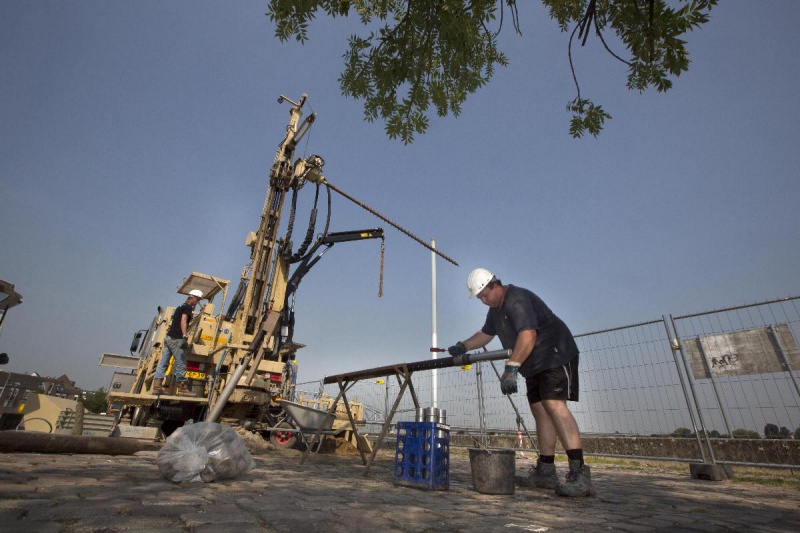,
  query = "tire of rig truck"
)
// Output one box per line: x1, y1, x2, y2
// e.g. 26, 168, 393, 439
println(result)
269, 421, 298, 449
